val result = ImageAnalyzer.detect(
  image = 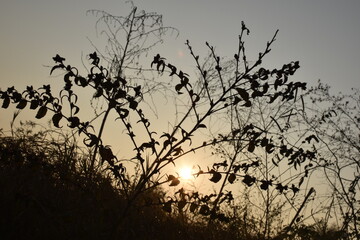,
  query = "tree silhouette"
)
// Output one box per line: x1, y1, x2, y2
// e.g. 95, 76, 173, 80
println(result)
0, 3, 332, 240
299, 82, 360, 239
